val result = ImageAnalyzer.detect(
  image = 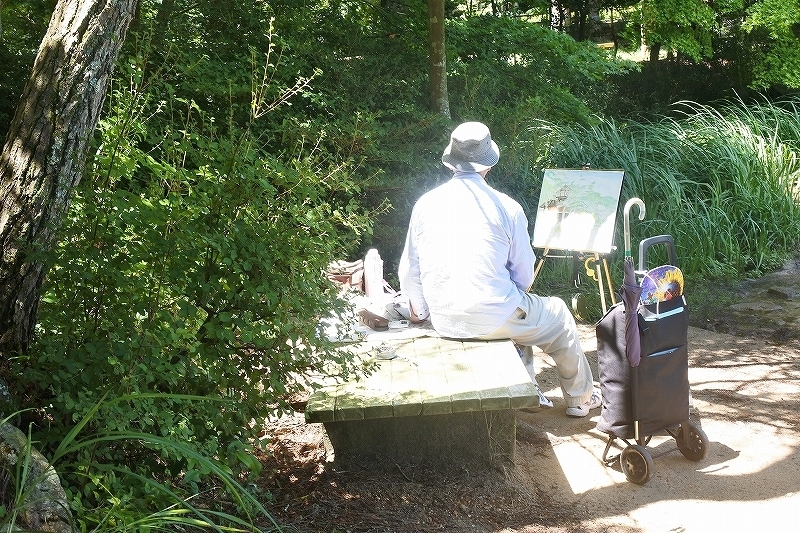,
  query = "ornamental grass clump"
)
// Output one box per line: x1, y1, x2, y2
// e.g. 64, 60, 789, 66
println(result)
538, 96, 800, 282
